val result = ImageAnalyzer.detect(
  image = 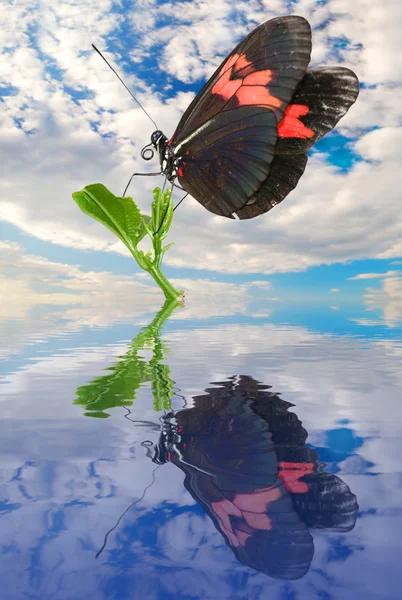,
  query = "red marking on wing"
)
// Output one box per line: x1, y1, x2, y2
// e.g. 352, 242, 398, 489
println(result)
177, 166, 183, 177
232, 486, 281, 512
279, 462, 314, 470
168, 136, 174, 146
167, 451, 172, 462
243, 70, 273, 86
278, 104, 315, 139
211, 485, 282, 548
236, 85, 280, 108
278, 462, 314, 494
212, 53, 282, 109
242, 510, 273, 531
222, 54, 241, 74
212, 69, 242, 101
